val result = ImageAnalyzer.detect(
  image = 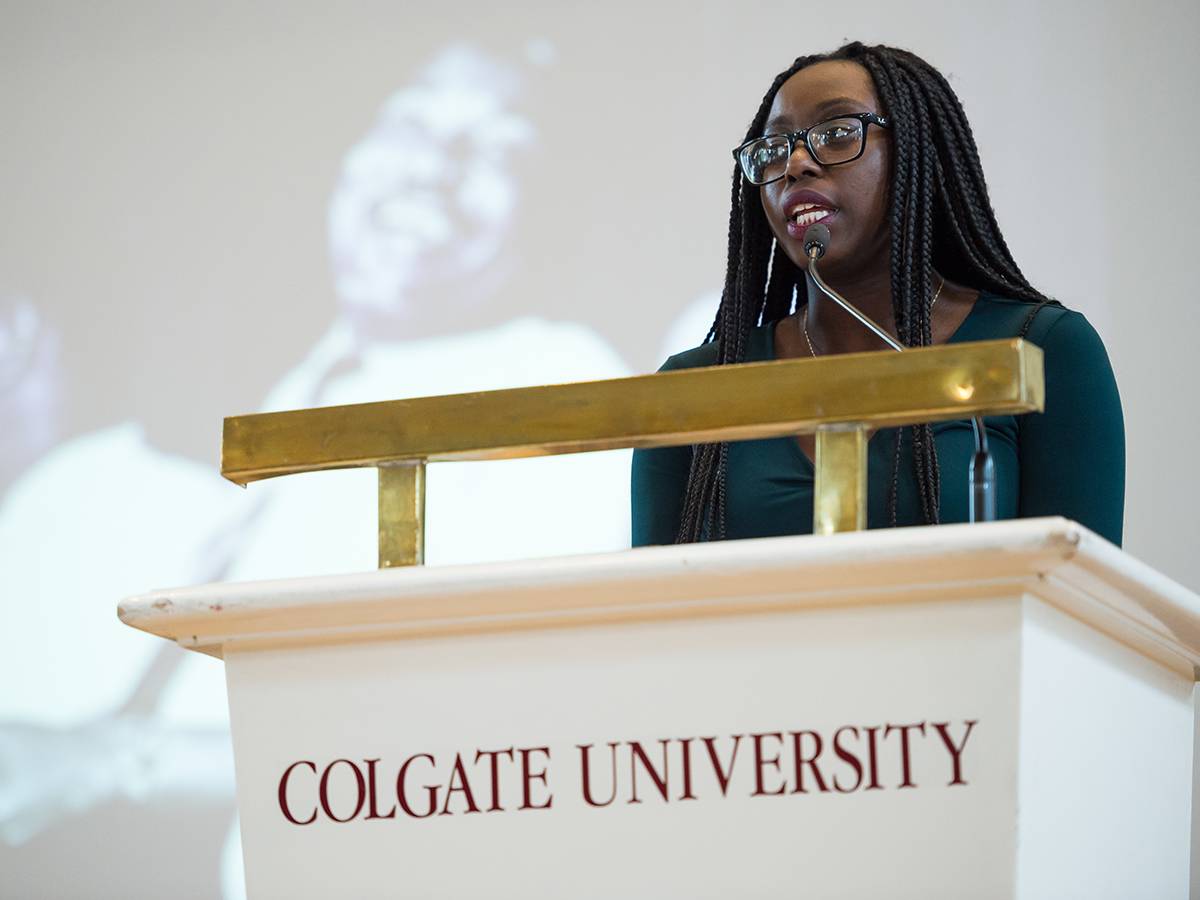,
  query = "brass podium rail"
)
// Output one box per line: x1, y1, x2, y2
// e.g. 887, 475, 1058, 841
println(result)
222, 339, 1044, 566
